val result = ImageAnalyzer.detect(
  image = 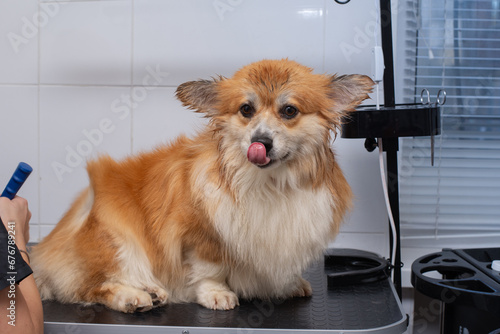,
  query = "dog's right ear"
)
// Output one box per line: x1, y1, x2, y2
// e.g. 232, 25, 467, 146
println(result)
175, 77, 223, 115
